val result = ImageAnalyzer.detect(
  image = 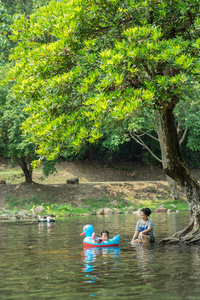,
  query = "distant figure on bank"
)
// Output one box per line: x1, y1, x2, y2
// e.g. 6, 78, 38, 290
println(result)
47, 214, 55, 222
38, 215, 47, 220
131, 208, 155, 244
38, 214, 55, 222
